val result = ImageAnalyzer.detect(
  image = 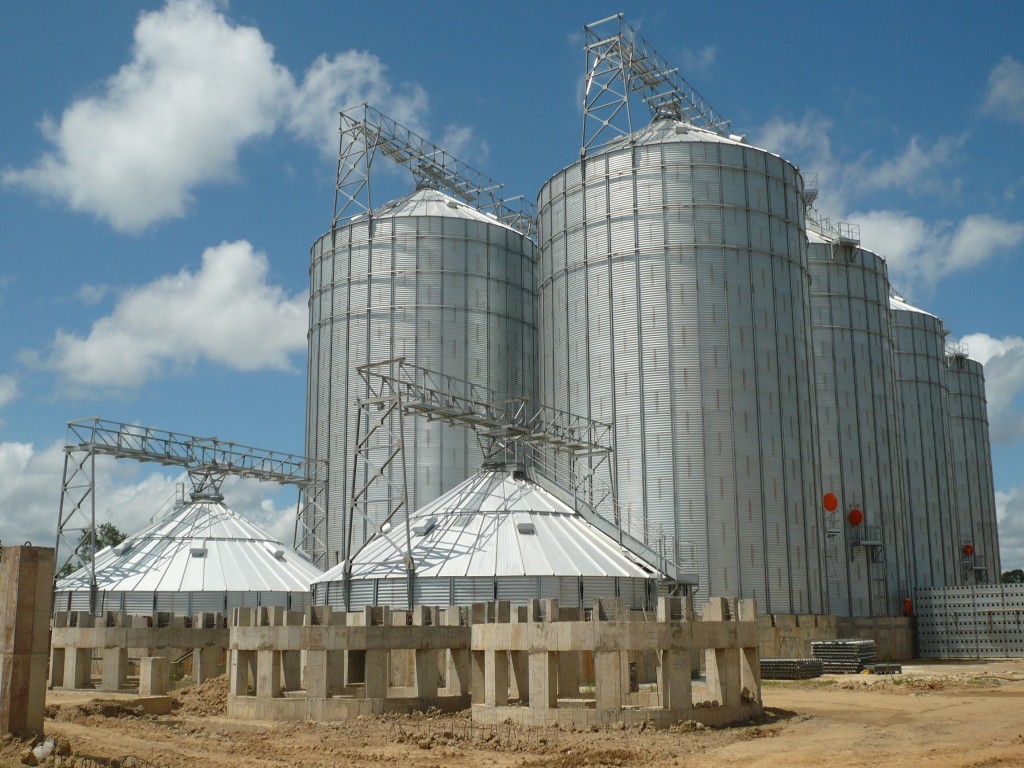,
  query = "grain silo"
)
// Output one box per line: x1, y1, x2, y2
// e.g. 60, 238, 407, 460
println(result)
889, 293, 960, 588
306, 107, 537, 570
53, 475, 320, 615
538, 36, 825, 612
311, 466, 660, 609
807, 223, 911, 615
946, 347, 1001, 583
